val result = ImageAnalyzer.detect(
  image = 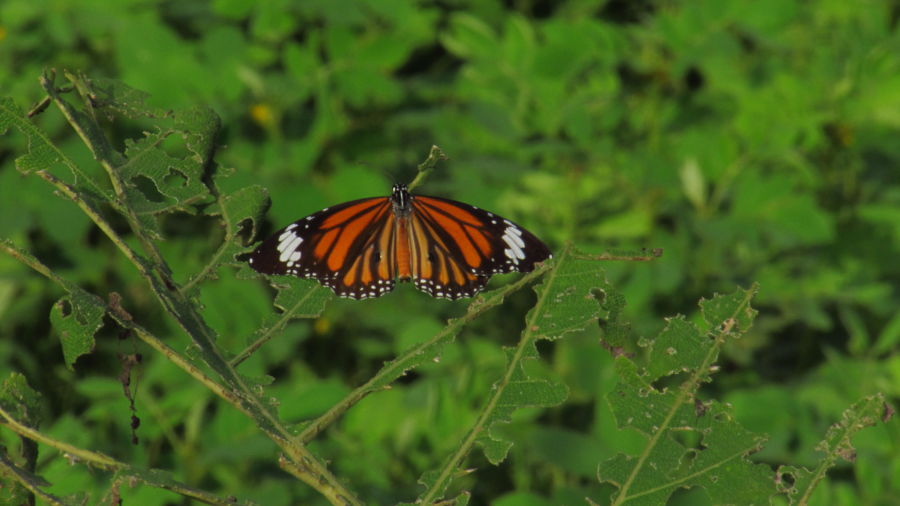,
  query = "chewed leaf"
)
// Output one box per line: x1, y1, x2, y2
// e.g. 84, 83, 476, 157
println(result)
419, 248, 605, 503
646, 316, 708, 380
1, 240, 105, 370
0, 96, 109, 201
476, 253, 604, 463
263, 276, 331, 327
598, 286, 776, 505
529, 254, 608, 341
0, 374, 48, 504
49, 292, 105, 370
699, 284, 759, 334
183, 185, 268, 292
776, 393, 890, 504
88, 77, 163, 118
119, 106, 219, 232
477, 343, 570, 464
